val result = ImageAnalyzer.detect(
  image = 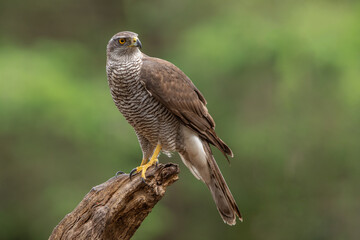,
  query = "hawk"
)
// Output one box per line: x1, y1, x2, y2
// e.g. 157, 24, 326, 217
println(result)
106, 31, 242, 225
